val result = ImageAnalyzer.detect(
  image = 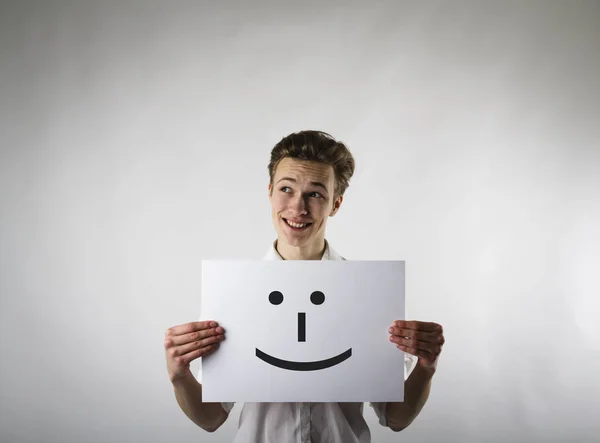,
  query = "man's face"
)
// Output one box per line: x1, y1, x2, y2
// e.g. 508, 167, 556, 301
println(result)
268, 157, 342, 248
